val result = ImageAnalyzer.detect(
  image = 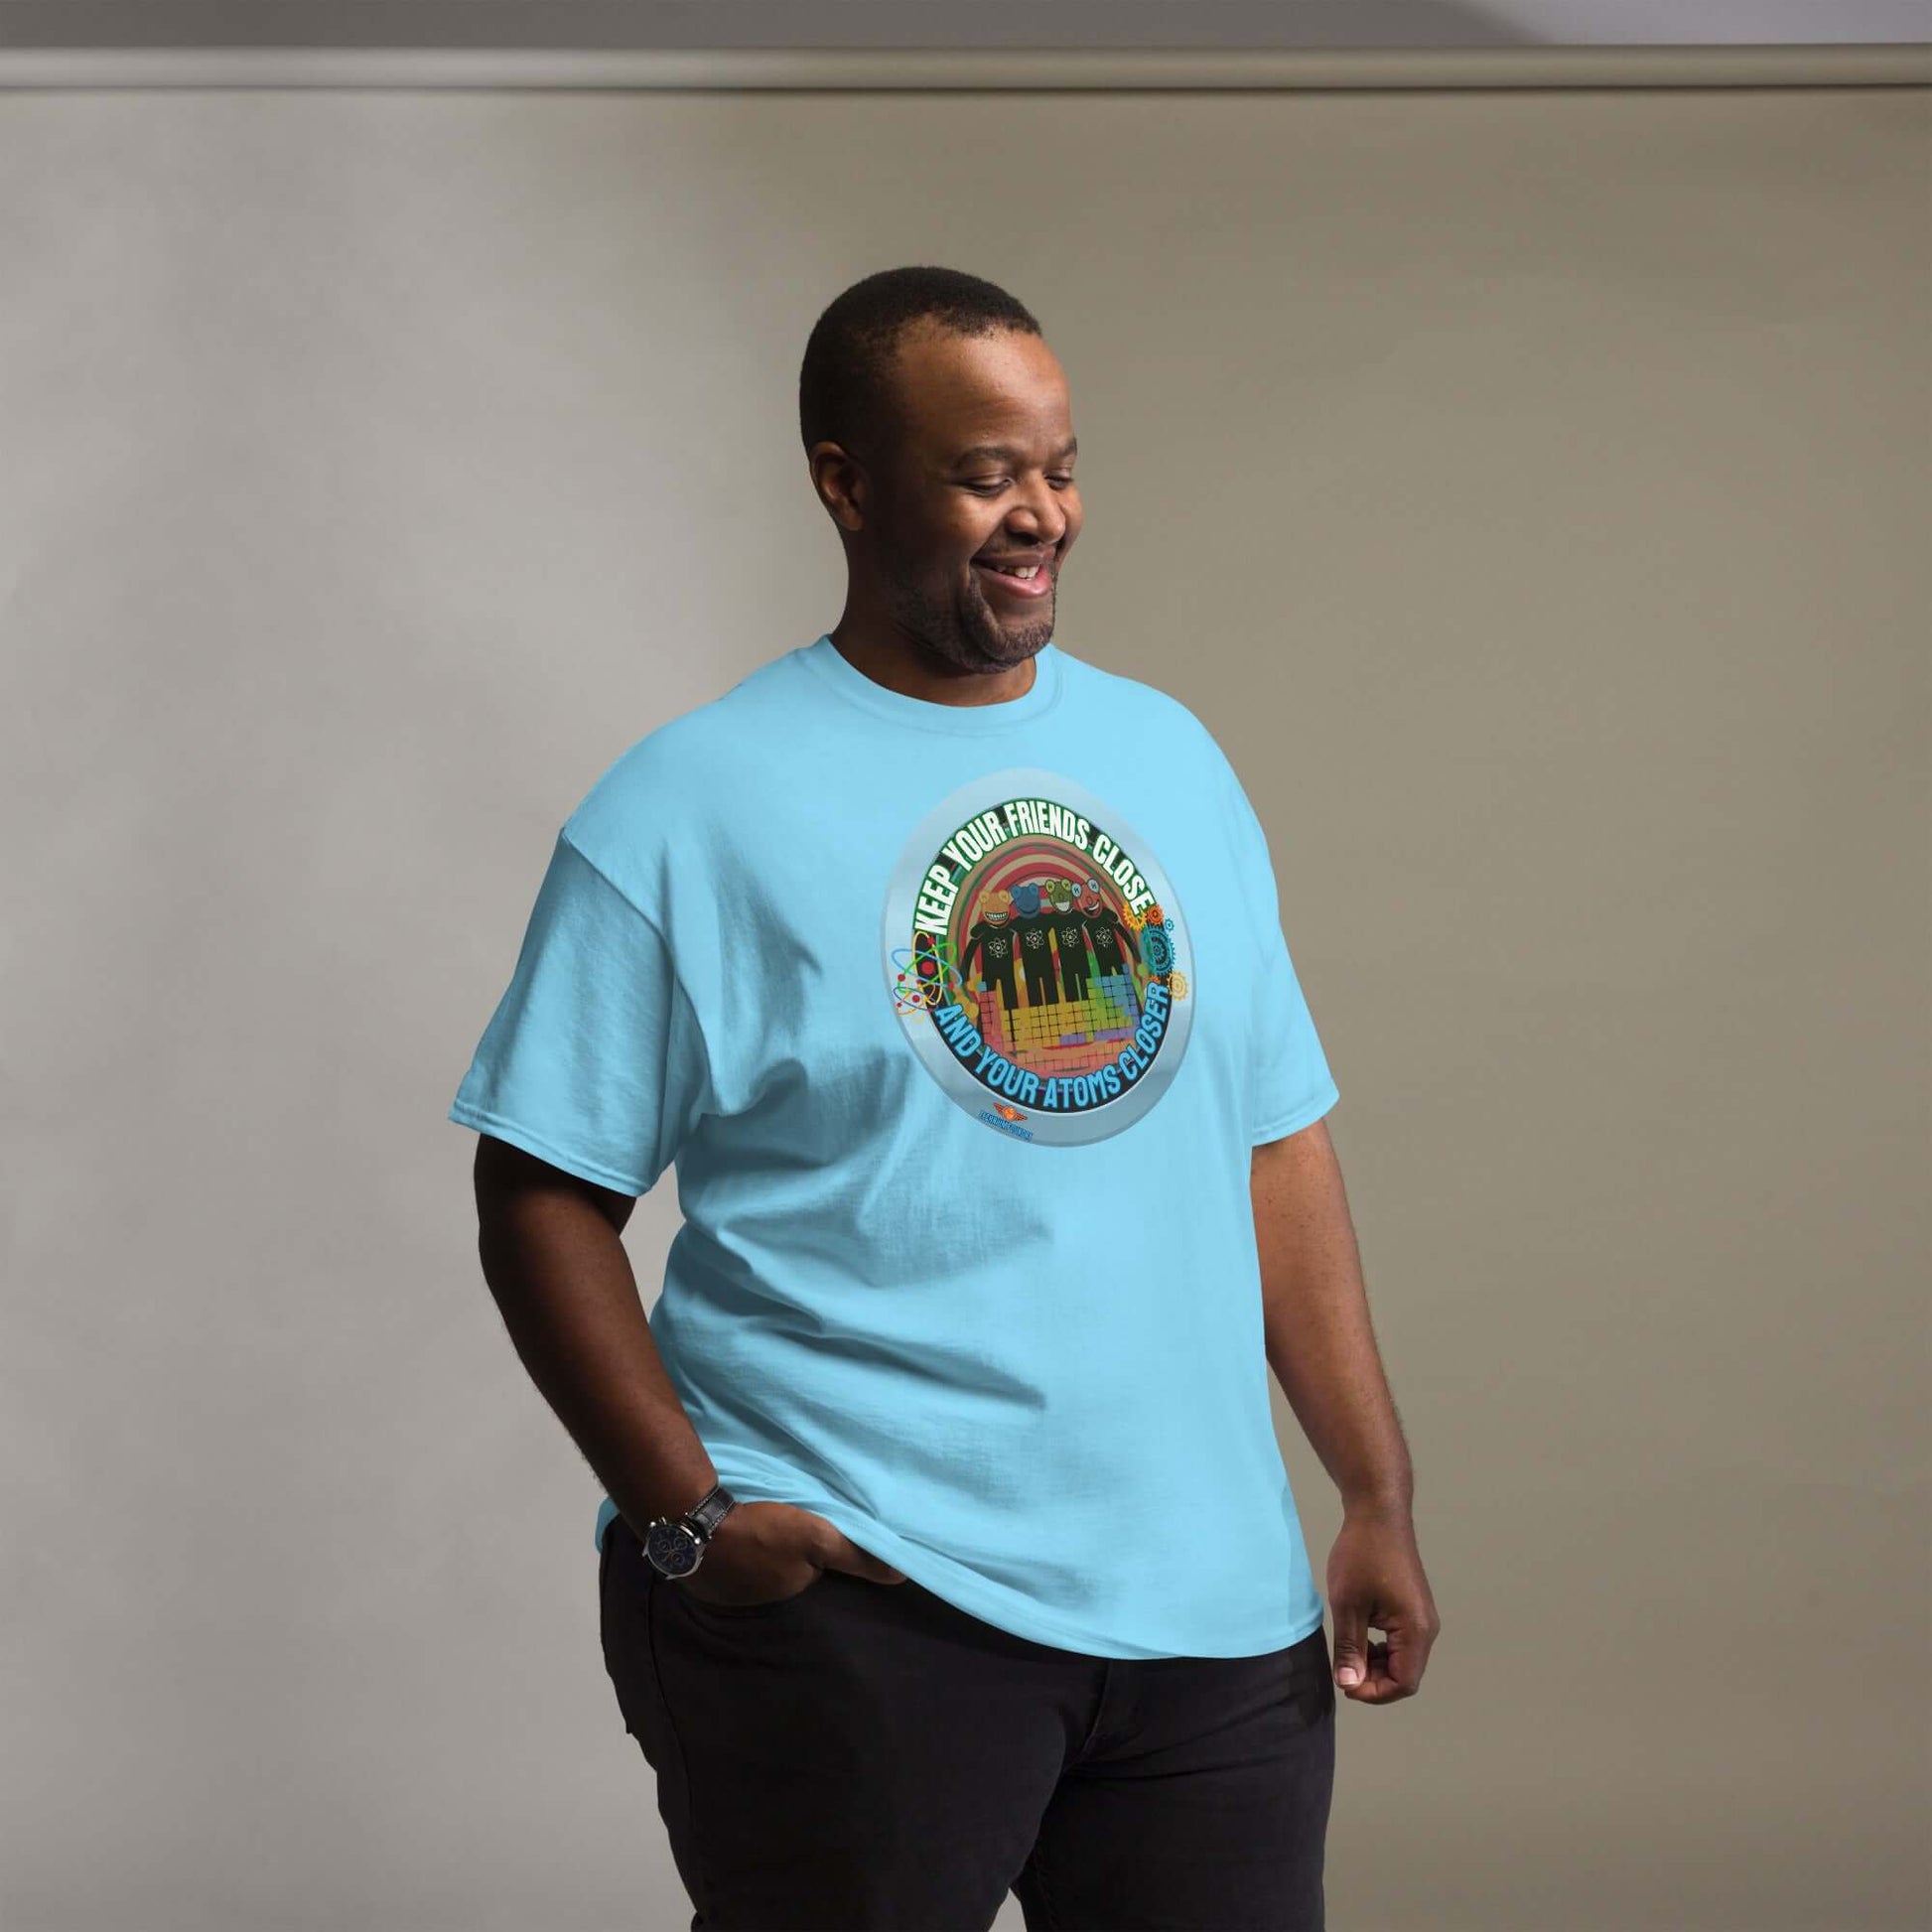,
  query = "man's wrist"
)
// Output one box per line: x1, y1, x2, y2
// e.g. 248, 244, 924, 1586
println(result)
1340, 1482, 1413, 1519
635, 1468, 722, 1524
